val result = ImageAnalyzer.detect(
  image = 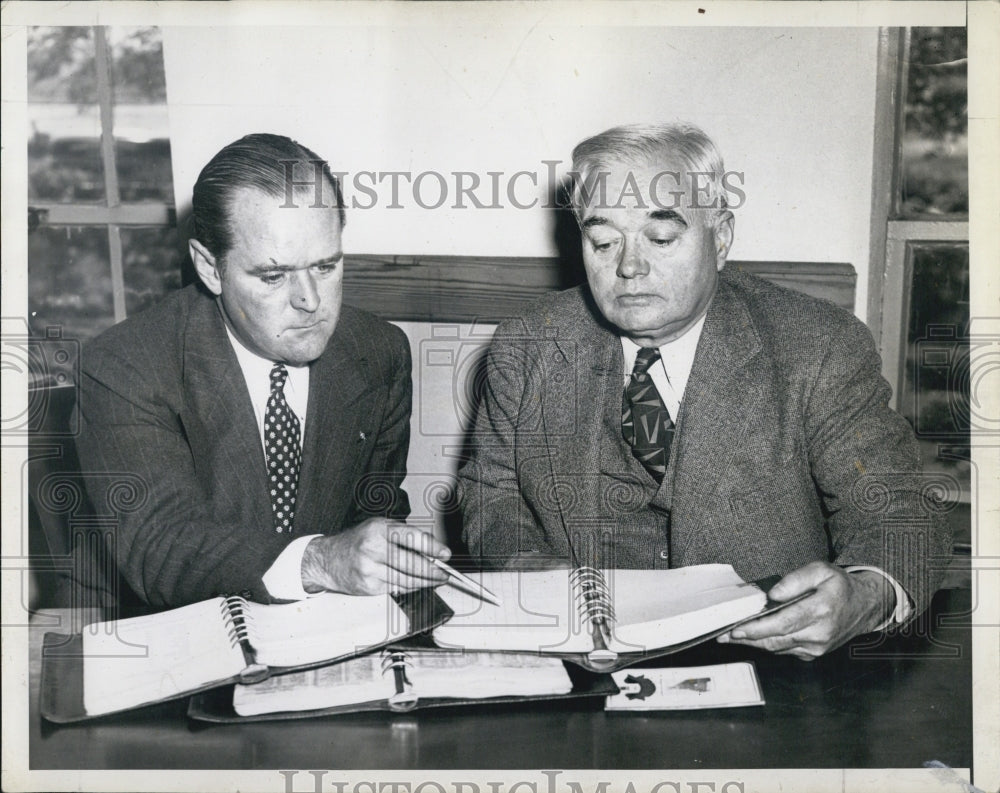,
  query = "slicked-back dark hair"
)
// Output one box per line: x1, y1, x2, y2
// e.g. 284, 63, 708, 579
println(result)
190, 132, 346, 261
